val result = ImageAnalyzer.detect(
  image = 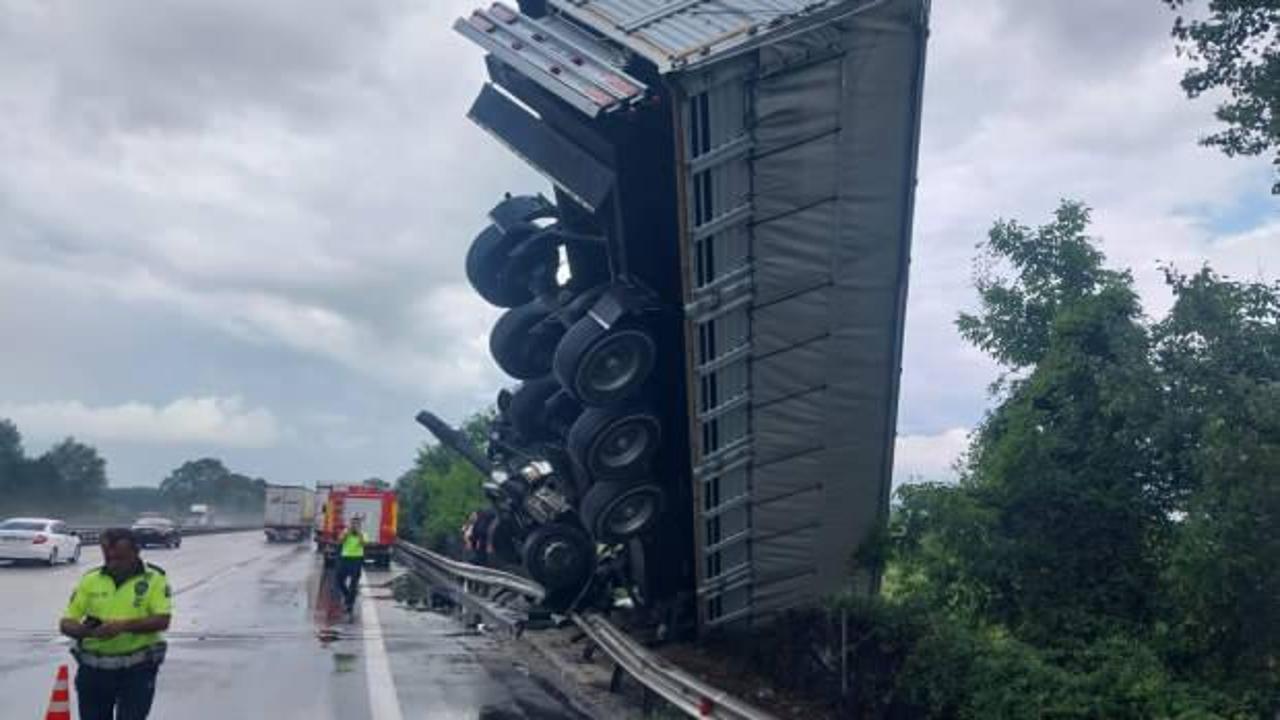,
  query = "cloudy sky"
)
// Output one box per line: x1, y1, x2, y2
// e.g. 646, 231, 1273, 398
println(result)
0, 0, 1274, 489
